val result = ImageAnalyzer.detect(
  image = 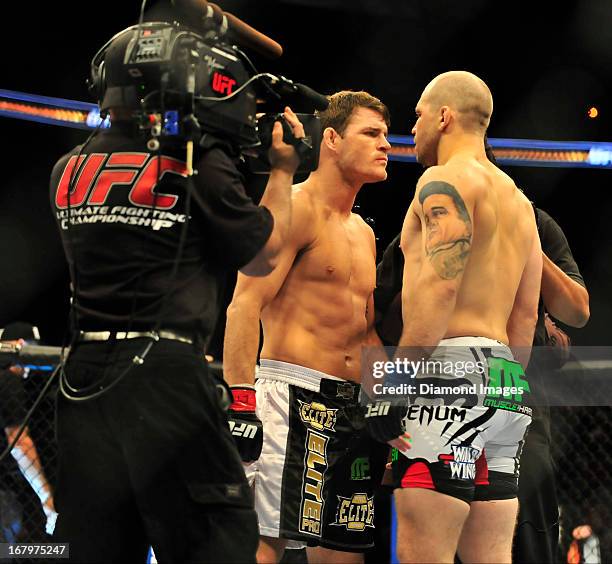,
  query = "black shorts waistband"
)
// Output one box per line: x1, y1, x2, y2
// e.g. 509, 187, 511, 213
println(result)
319, 379, 360, 401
